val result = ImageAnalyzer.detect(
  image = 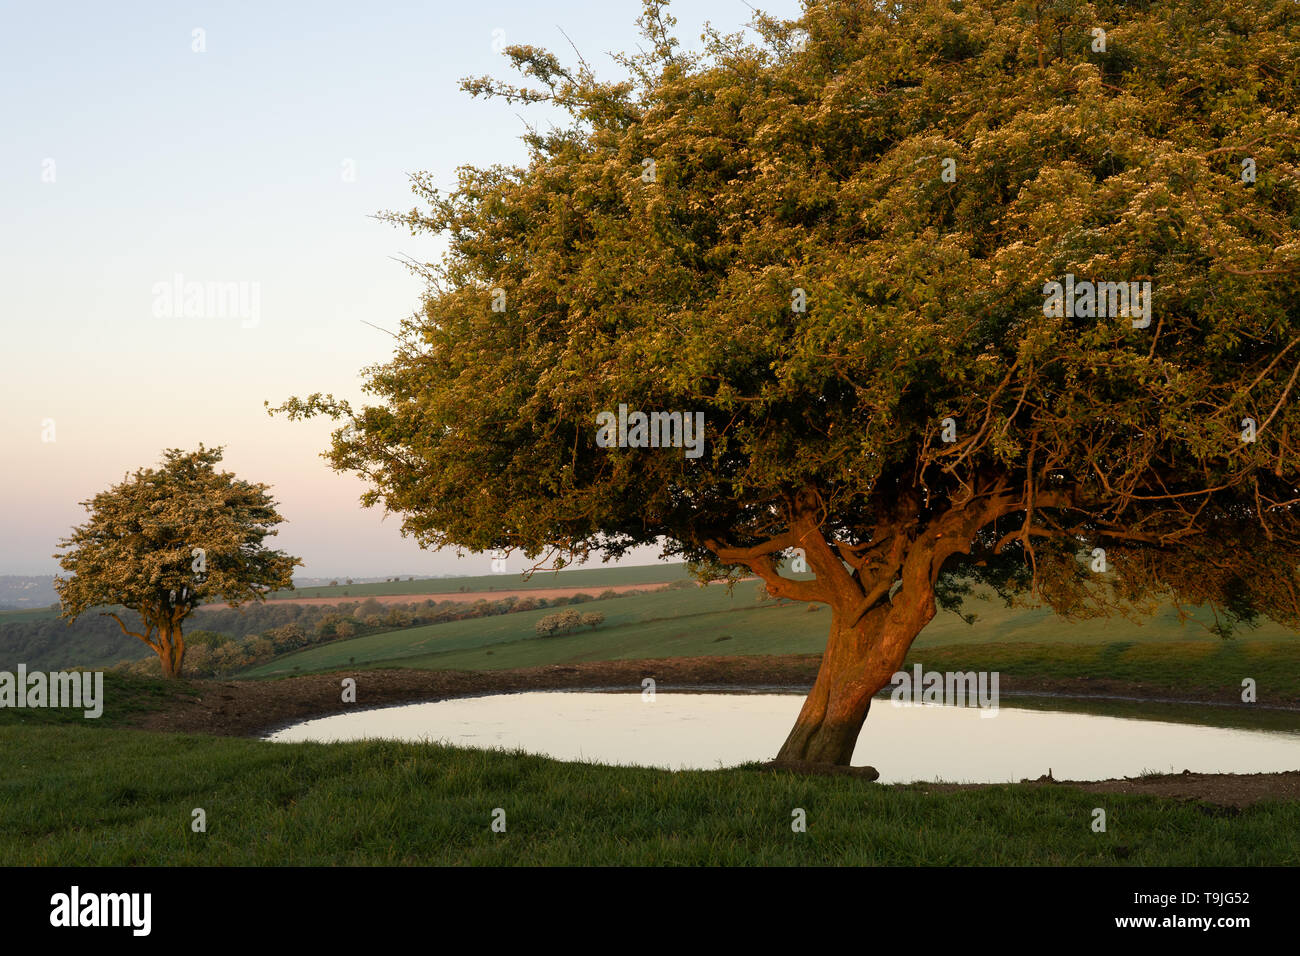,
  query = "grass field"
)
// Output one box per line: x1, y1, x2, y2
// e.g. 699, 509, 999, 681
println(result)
4, 600, 1298, 867
269, 562, 693, 599
3, 723, 1296, 865
6, 563, 1298, 868
0, 607, 63, 623
0, 673, 201, 727
241, 579, 1300, 682
243, 584, 780, 677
